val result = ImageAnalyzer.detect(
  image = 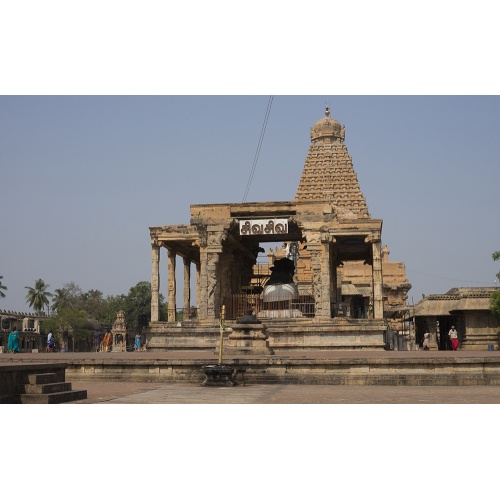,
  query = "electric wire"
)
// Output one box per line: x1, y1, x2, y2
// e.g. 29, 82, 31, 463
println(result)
242, 96, 274, 203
